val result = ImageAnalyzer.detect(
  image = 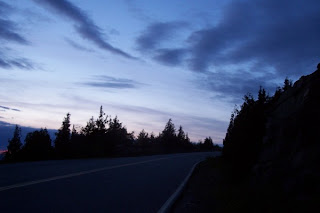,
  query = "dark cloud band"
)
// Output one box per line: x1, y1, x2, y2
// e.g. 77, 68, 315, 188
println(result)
33, 0, 136, 59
